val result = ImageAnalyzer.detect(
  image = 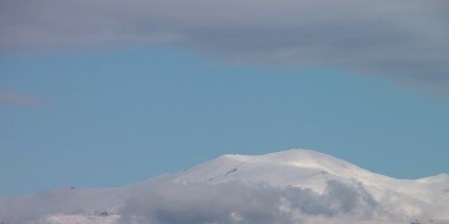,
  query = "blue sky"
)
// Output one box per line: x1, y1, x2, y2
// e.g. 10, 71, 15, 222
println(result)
1, 0, 449, 196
